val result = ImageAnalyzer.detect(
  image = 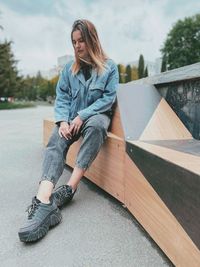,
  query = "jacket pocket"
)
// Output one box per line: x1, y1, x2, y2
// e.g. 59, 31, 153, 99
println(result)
87, 86, 104, 105
72, 88, 80, 99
